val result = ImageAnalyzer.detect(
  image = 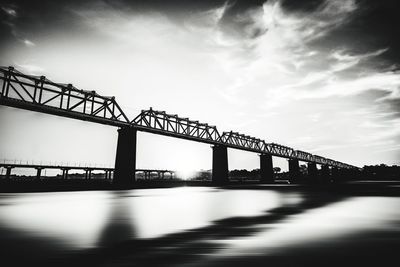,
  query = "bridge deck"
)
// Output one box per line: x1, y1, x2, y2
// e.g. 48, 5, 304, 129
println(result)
0, 163, 174, 173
